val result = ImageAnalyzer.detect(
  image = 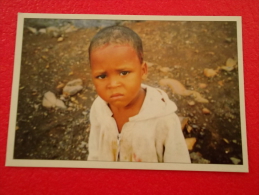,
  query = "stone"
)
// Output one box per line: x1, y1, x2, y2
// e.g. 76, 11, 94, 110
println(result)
60, 24, 78, 33
204, 68, 219, 78
146, 62, 154, 67
226, 58, 237, 67
159, 67, 171, 73
56, 83, 65, 89
57, 37, 64, 42
202, 108, 211, 114
218, 80, 224, 86
63, 79, 83, 96
187, 100, 195, 106
190, 152, 210, 164
27, 27, 37, 34
223, 138, 229, 144
185, 138, 197, 150
46, 26, 60, 37
221, 66, 234, 72
42, 91, 57, 108
198, 83, 207, 89
230, 157, 241, 165
187, 125, 192, 133
55, 99, 66, 109
191, 91, 209, 103
38, 28, 47, 34
179, 117, 189, 130
159, 78, 192, 96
